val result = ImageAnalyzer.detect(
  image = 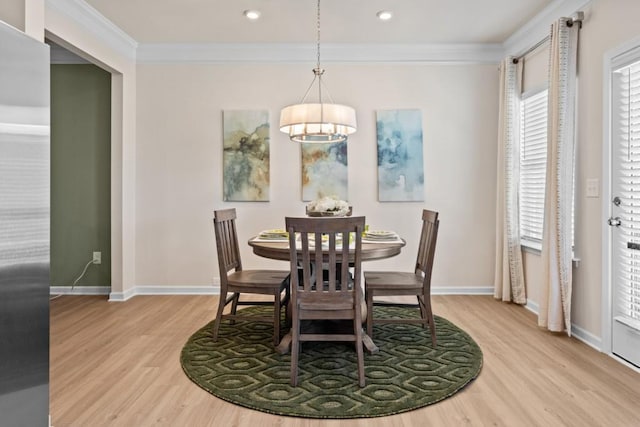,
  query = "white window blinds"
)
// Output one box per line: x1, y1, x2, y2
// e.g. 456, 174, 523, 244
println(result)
614, 61, 640, 325
519, 89, 548, 244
